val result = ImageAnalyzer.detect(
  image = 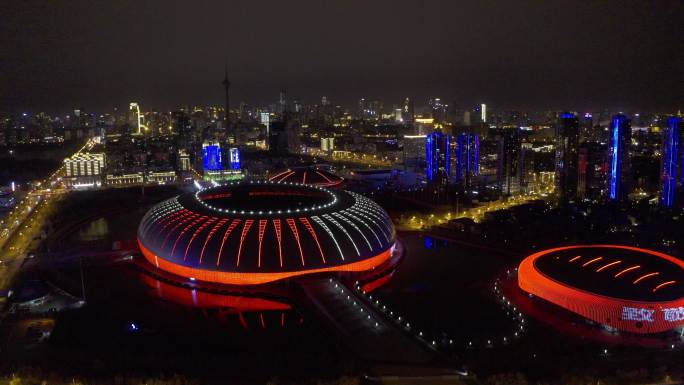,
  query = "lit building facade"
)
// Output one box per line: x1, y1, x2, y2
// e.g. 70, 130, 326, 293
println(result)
202, 141, 222, 171
555, 113, 580, 202
426, 131, 451, 186
64, 152, 105, 188
608, 114, 632, 202
662, 116, 682, 208
455, 132, 479, 186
